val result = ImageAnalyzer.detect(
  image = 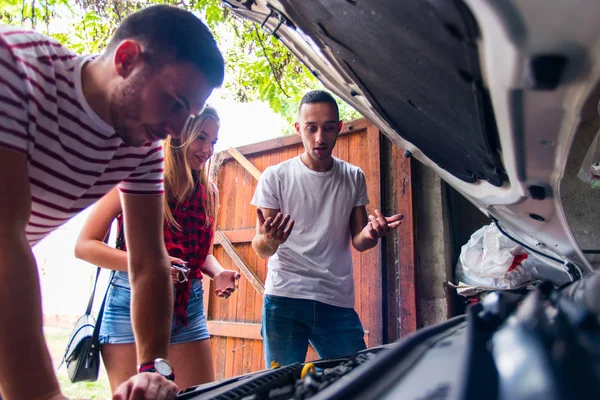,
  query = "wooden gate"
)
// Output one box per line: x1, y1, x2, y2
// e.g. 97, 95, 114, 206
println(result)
204, 119, 385, 379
